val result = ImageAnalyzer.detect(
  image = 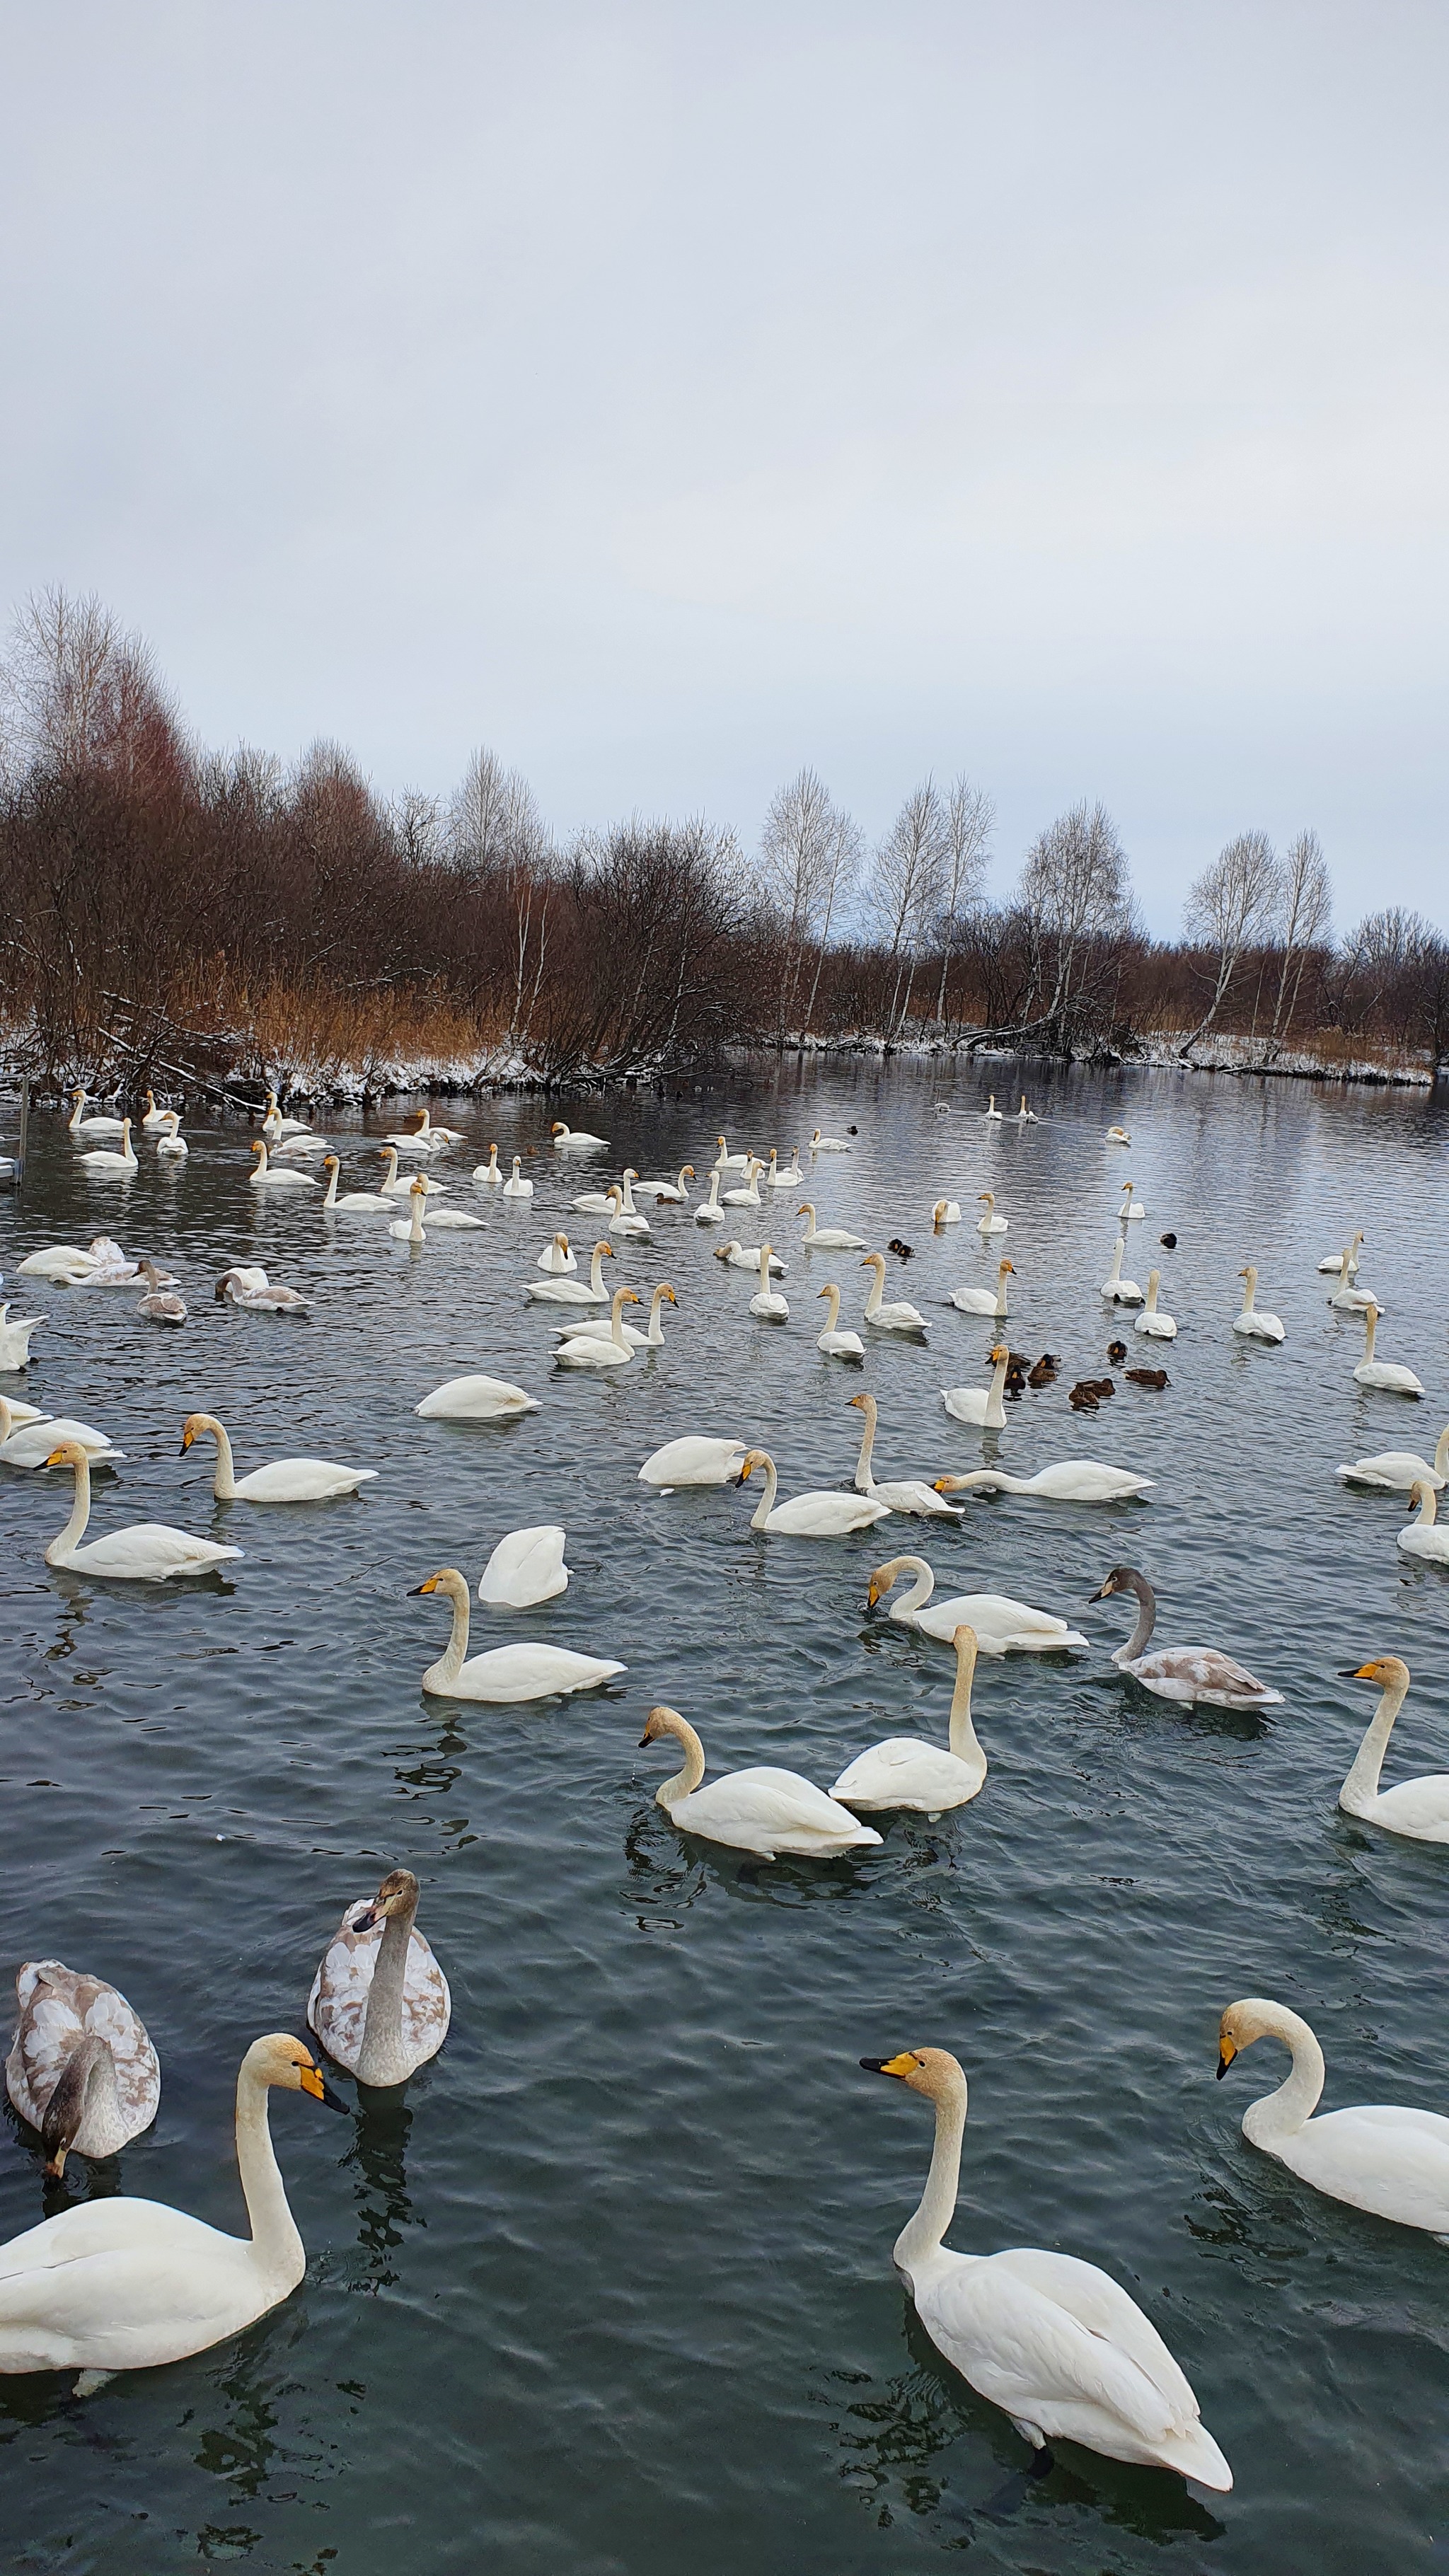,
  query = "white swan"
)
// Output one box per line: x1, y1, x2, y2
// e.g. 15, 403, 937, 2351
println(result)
809, 1128, 852, 1152
1338, 1656, 1449, 1835
16, 1244, 102, 1281
604, 1182, 651, 1238
268, 1131, 331, 1160
406, 1107, 466, 1144
67, 1090, 127, 1138
635, 1165, 695, 1203
552, 1286, 642, 1368
1325, 1236, 1378, 1309
976, 1191, 1008, 1235
833, 1627, 984, 1814
935, 1461, 1153, 1504
1017, 1096, 1037, 1121
388, 1175, 484, 1237
382, 1109, 439, 1153
1353, 1303, 1423, 1394
321, 1155, 392, 1212
1133, 1271, 1177, 1339
1088, 1566, 1283, 1709
0, 1397, 122, 1469
526, 1240, 615, 1305
796, 1203, 865, 1250
738, 1446, 889, 1537
860, 1254, 928, 1334
388, 1179, 429, 1244
767, 1146, 803, 1188
1398, 1485, 1449, 1566
0, 2033, 345, 2380
850, 1392, 962, 1518
1118, 1179, 1145, 1220
949, 1258, 1013, 1319
982, 1094, 1003, 1121
932, 1200, 962, 1227
1217, 1997, 1449, 2233
554, 1283, 676, 1349
749, 1245, 790, 1322
550, 1119, 610, 1150
473, 1144, 502, 1186
721, 1158, 764, 1208
180, 1411, 376, 1502
1232, 1266, 1284, 1343
79, 1120, 139, 1177
711, 1134, 751, 1171
502, 1156, 534, 1199
262, 1090, 311, 1138
42, 1440, 243, 1579
1337, 1424, 1449, 1492
249, 1139, 316, 1191
417, 1199, 485, 1233
637, 1436, 748, 1487
215, 1267, 310, 1314
1100, 1237, 1143, 1305
538, 1233, 578, 1273
815, 1284, 865, 1360
861, 2047, 1231, 2486
415, 1373, 538, 1421
1106, 1124, 1131, 1144
0, 1307, 45, 1370
411, 1567, 623, 1699
940, 1346, 1010, 1431
640, 1705, 881, 1857
154, 1113, 187, 1160
379, 1146, 445, 1197
715, 1240, 785, 1273
693, 1171, 727, 1226
308, 1870, 450, 2084
139, 1090, 171, 1132
1320, 1230, 1363, 1277
866, 1553, 1090, 1656
5, 1960, 160, 2176
478, 1524, 569, 1606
